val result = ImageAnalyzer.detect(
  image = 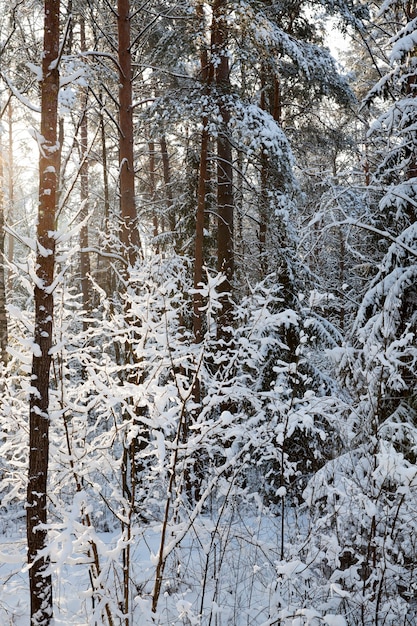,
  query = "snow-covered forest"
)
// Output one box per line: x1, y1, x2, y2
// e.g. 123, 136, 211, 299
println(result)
0, 0, 417, 624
